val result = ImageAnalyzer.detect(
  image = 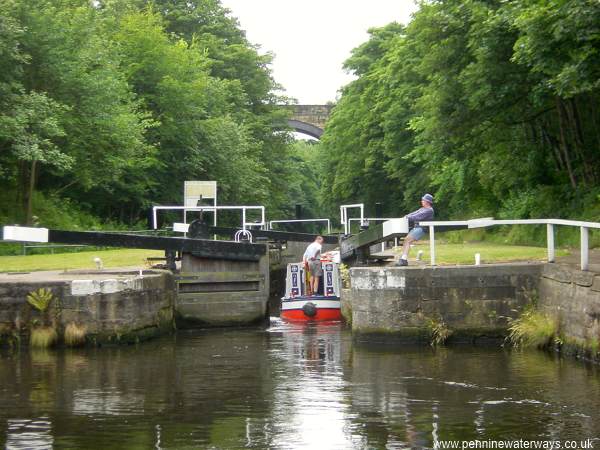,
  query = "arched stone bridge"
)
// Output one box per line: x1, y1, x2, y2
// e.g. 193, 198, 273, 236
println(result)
285, 104, 334, 139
